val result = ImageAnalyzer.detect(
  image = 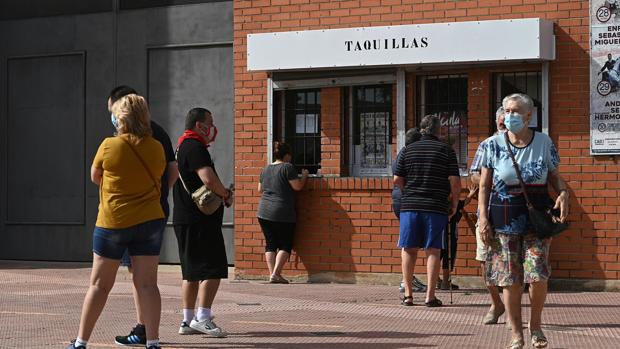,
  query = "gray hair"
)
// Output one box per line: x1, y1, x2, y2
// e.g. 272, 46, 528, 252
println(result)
502, 93, 534, 114
419, 115, 440, 136
495, 106, 504, 121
